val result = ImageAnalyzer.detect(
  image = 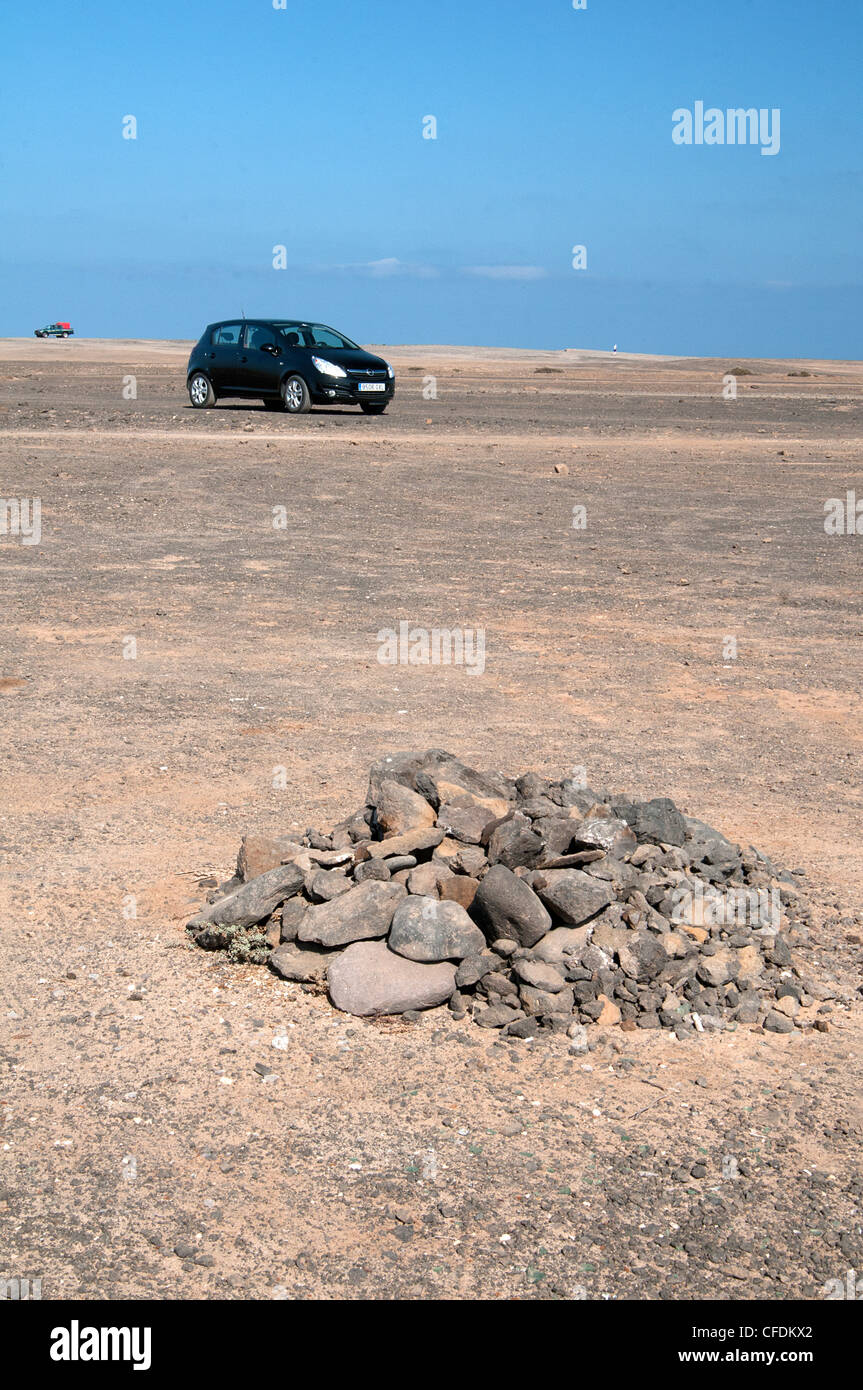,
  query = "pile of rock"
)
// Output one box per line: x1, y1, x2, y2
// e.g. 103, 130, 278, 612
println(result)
187, 750, 816, 1038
